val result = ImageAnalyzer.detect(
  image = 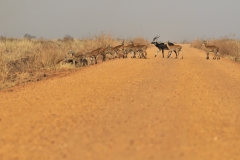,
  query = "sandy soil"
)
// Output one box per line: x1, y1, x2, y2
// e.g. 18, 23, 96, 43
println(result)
1, 44, 240, 160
